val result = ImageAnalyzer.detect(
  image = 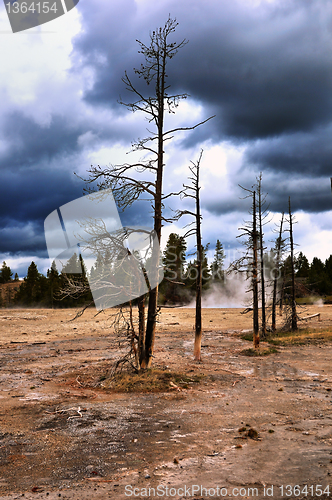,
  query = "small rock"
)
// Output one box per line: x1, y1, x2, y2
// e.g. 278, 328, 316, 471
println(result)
247, 428, 258, 439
